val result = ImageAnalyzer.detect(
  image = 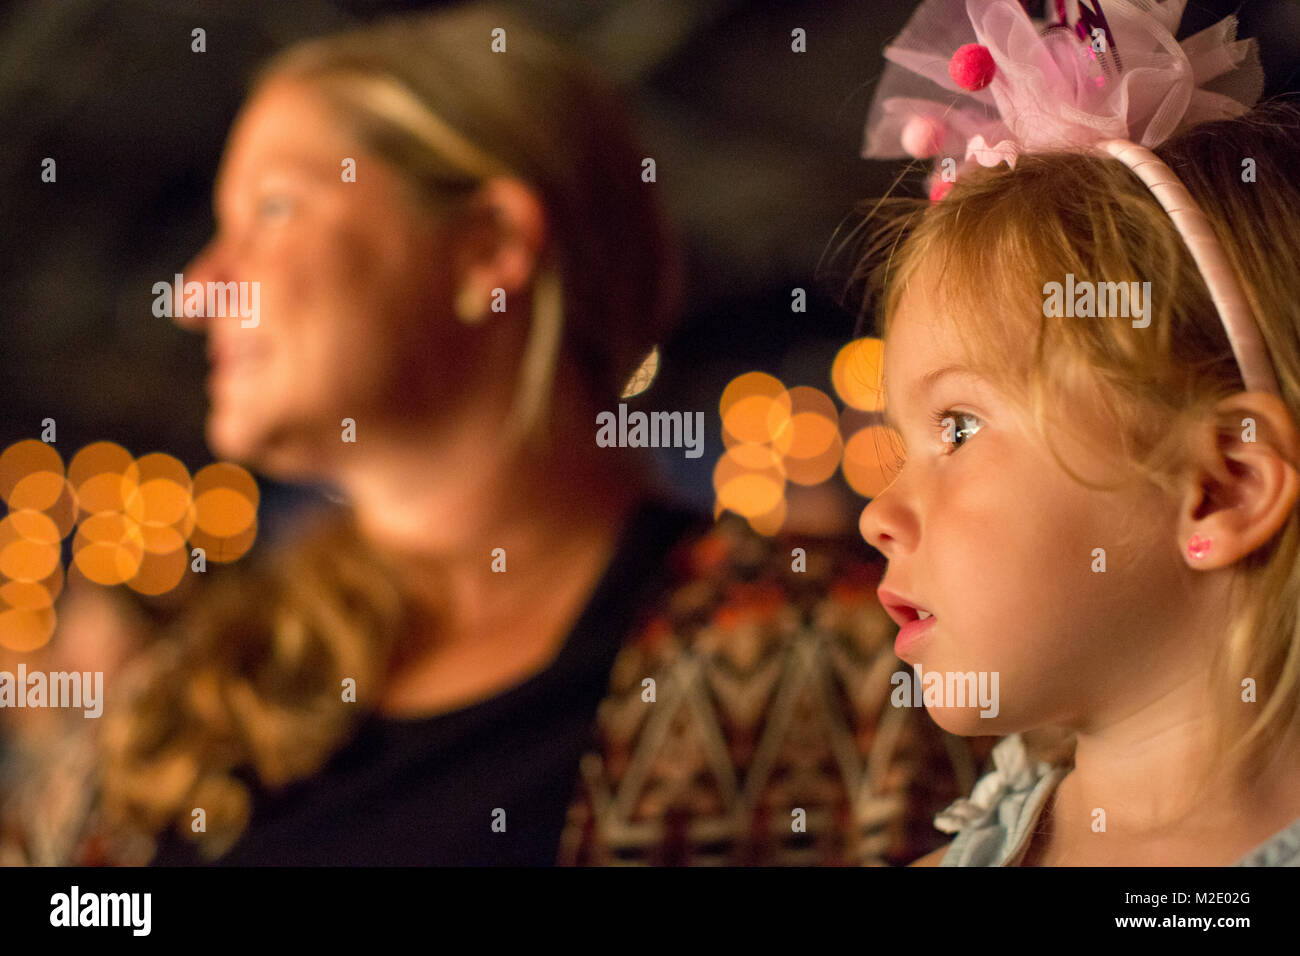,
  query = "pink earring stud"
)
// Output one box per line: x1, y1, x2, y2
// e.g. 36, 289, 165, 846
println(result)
1187, 534, 1212, 560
